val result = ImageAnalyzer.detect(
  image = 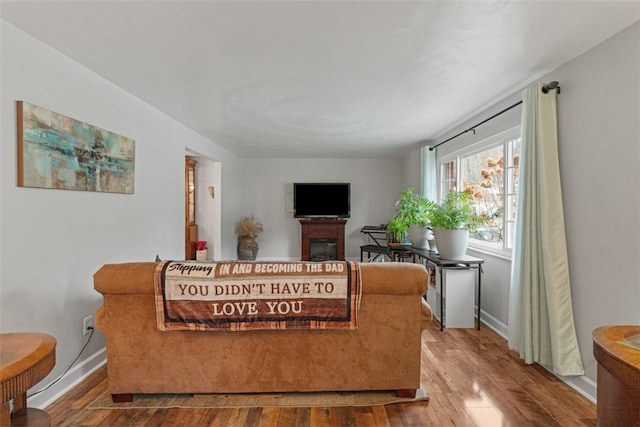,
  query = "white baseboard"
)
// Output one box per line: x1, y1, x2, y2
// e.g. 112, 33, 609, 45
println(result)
554, 373, 596, 403
28, 347, 107, 410
477, 310, 597, 403
478, 309, 508, 337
